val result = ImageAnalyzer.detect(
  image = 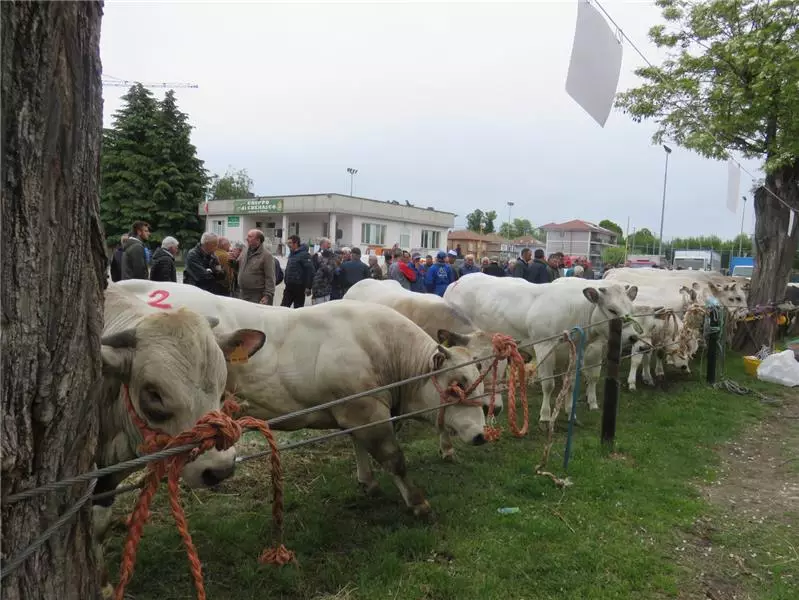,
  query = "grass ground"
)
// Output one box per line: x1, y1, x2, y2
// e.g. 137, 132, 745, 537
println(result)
105, 356, 798, 600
